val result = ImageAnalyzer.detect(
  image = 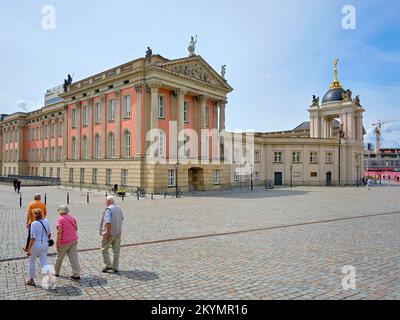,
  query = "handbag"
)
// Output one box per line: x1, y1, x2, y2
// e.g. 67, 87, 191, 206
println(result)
38, 220, 54, 247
